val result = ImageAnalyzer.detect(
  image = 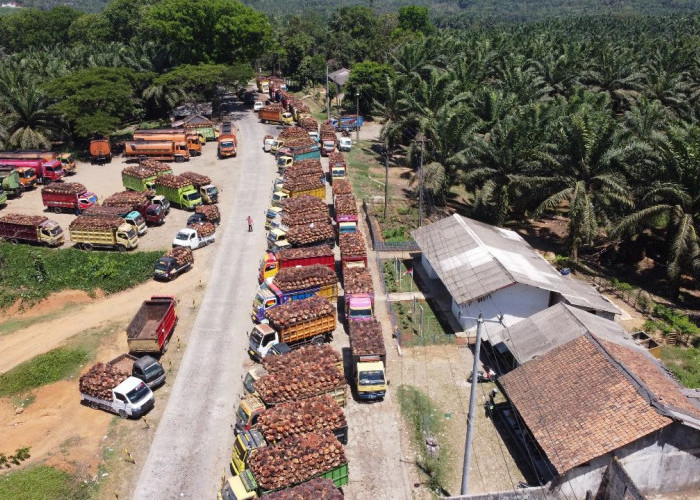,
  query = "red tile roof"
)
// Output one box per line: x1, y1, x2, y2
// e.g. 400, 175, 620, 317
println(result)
500, 335, 671, 473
